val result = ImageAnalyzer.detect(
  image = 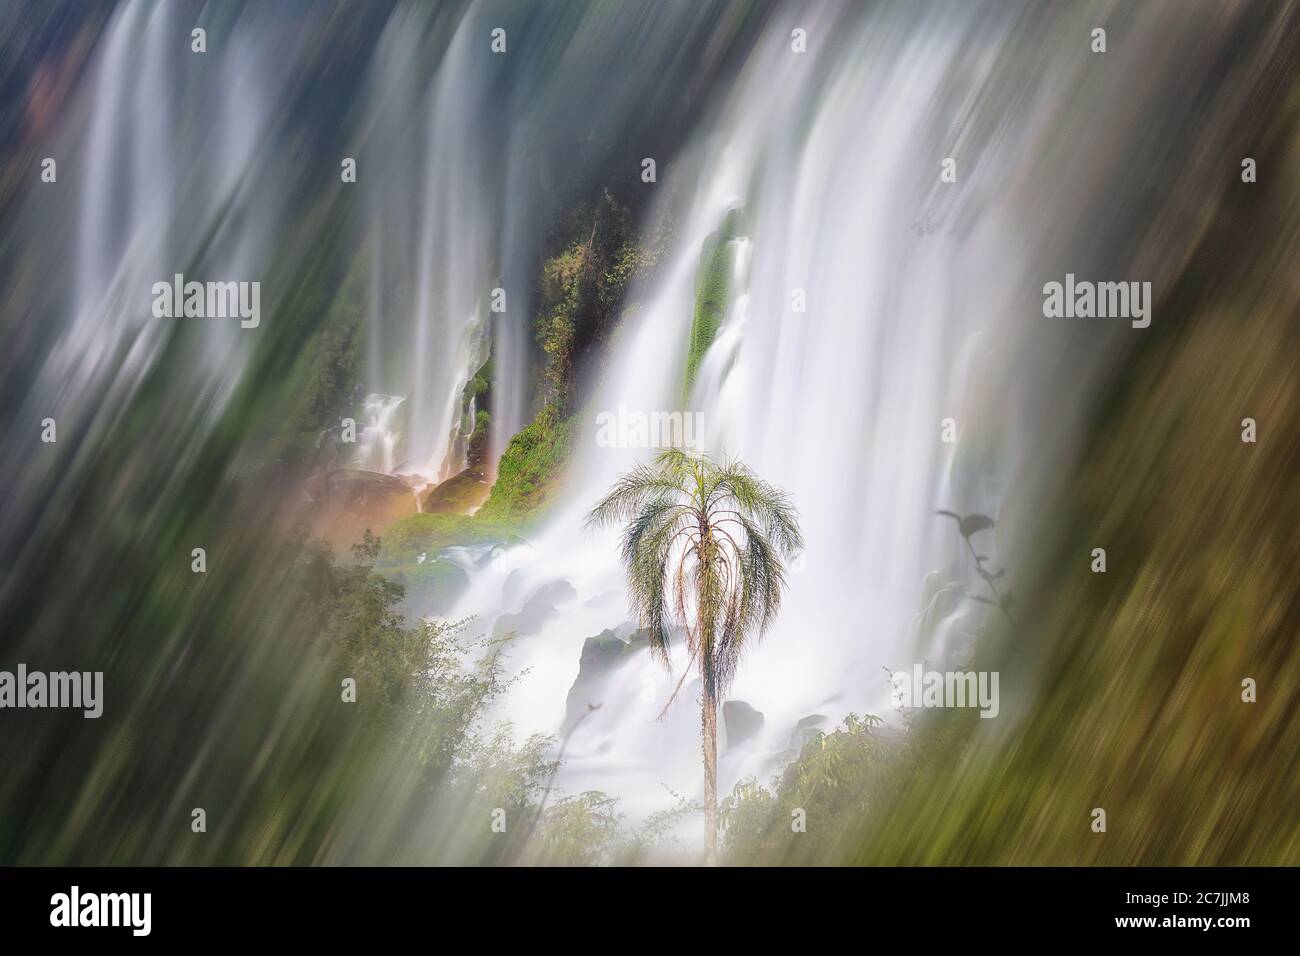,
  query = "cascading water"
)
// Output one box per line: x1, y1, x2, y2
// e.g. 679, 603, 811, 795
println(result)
362, 5, 559, 484
444, 0, 1242, 828
0, 0, 293, 564
357, 0, 781, 483
354, 394, 406, 475
446, 5, 1005, 823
